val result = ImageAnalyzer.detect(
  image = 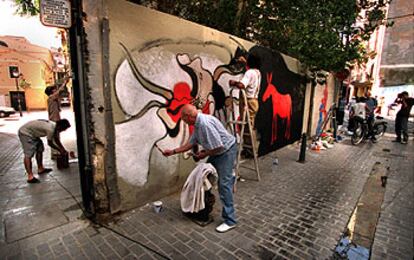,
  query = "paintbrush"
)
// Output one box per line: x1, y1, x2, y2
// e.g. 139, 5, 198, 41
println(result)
154, 143, 164, 154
